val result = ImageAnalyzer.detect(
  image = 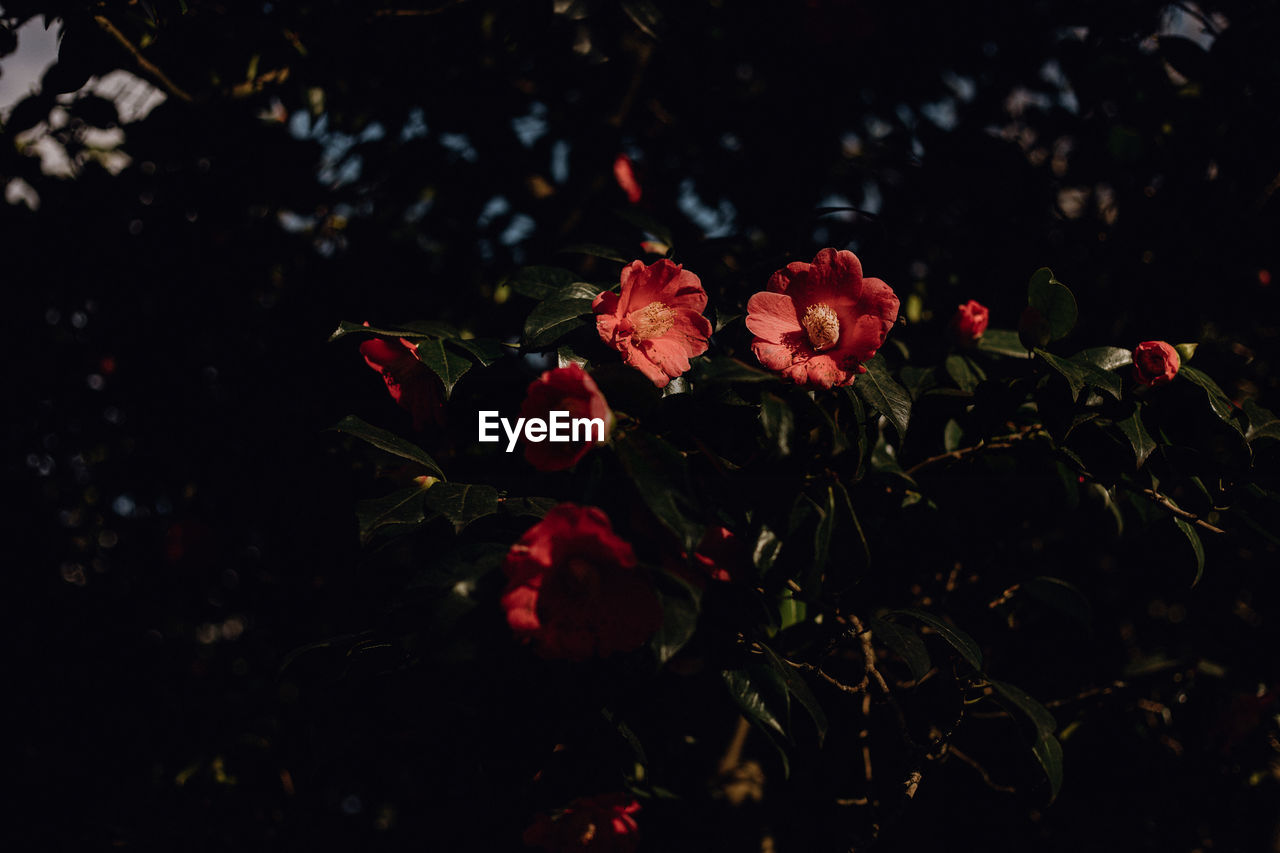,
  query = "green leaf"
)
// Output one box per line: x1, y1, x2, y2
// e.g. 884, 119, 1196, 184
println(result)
558, 242, 630, 263
1073, 346, 1132, 371
1034, 348, 1086, 399
1020, 576, 1092, 624
869, 616, 932, 683
891, 609, 982, 670
760, 393, 795, 456
1116, 404, 1157, 469
448, 337, 509, 367
943, 419, 963, 453
1174, 342, 1198, 363
1173, 517, 1206, 586
422, 482, 500, 533
1032, 734, 1065, 802
809, 487, 836, 590
752, 526, 783, 576
331, 415, 445, 478
499, 496, 559, 518
1179, 366, 1244, 434
1075, 361, 1123, 400
507, 265, 577, 300
523, 282, 602, 349
852, 354, 912, 442
409, 542, 509, 591
614, 430, 703, 551
615, 207, 673, 246
1027, 267, 1078, 341
690, 357, 776, 385
778, 589, 807, 630
1244, 400, 1280, 443
944, 353, 986, 393
977, 328, 1033, 358
356, 485, 429, 543
651, 572, 701, 665
721, 666, 787, 740
414, 337, 473, 397
758, 642, 829, 745
989, 679, 1057, 737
